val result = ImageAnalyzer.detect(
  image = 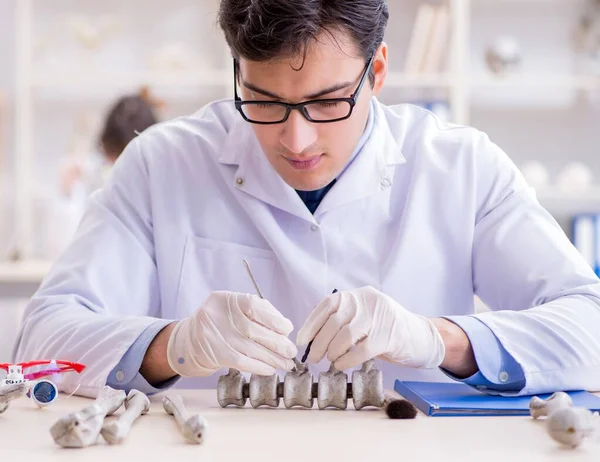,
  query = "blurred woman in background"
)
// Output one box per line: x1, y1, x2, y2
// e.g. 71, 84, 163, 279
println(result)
60, 87, 160, 198
48, 87, 160, 259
